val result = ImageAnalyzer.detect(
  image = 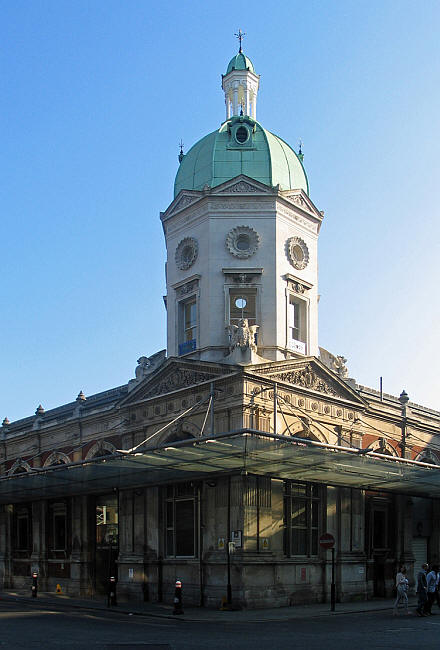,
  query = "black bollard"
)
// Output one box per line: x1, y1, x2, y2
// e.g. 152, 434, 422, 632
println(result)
31, 572, 38, 598
173, 579, 183, 615
108, 576, 117, 607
